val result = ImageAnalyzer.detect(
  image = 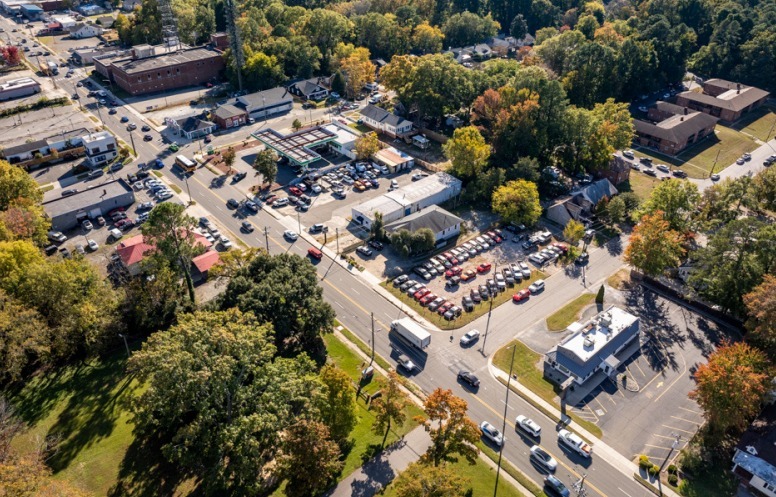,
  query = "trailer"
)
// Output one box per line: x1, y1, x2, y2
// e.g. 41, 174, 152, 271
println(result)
390, 318, 431, 350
